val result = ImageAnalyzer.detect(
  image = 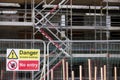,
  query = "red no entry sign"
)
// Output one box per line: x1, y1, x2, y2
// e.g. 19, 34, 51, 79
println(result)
8, 60, 17, 70
19, 60, 39, 71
